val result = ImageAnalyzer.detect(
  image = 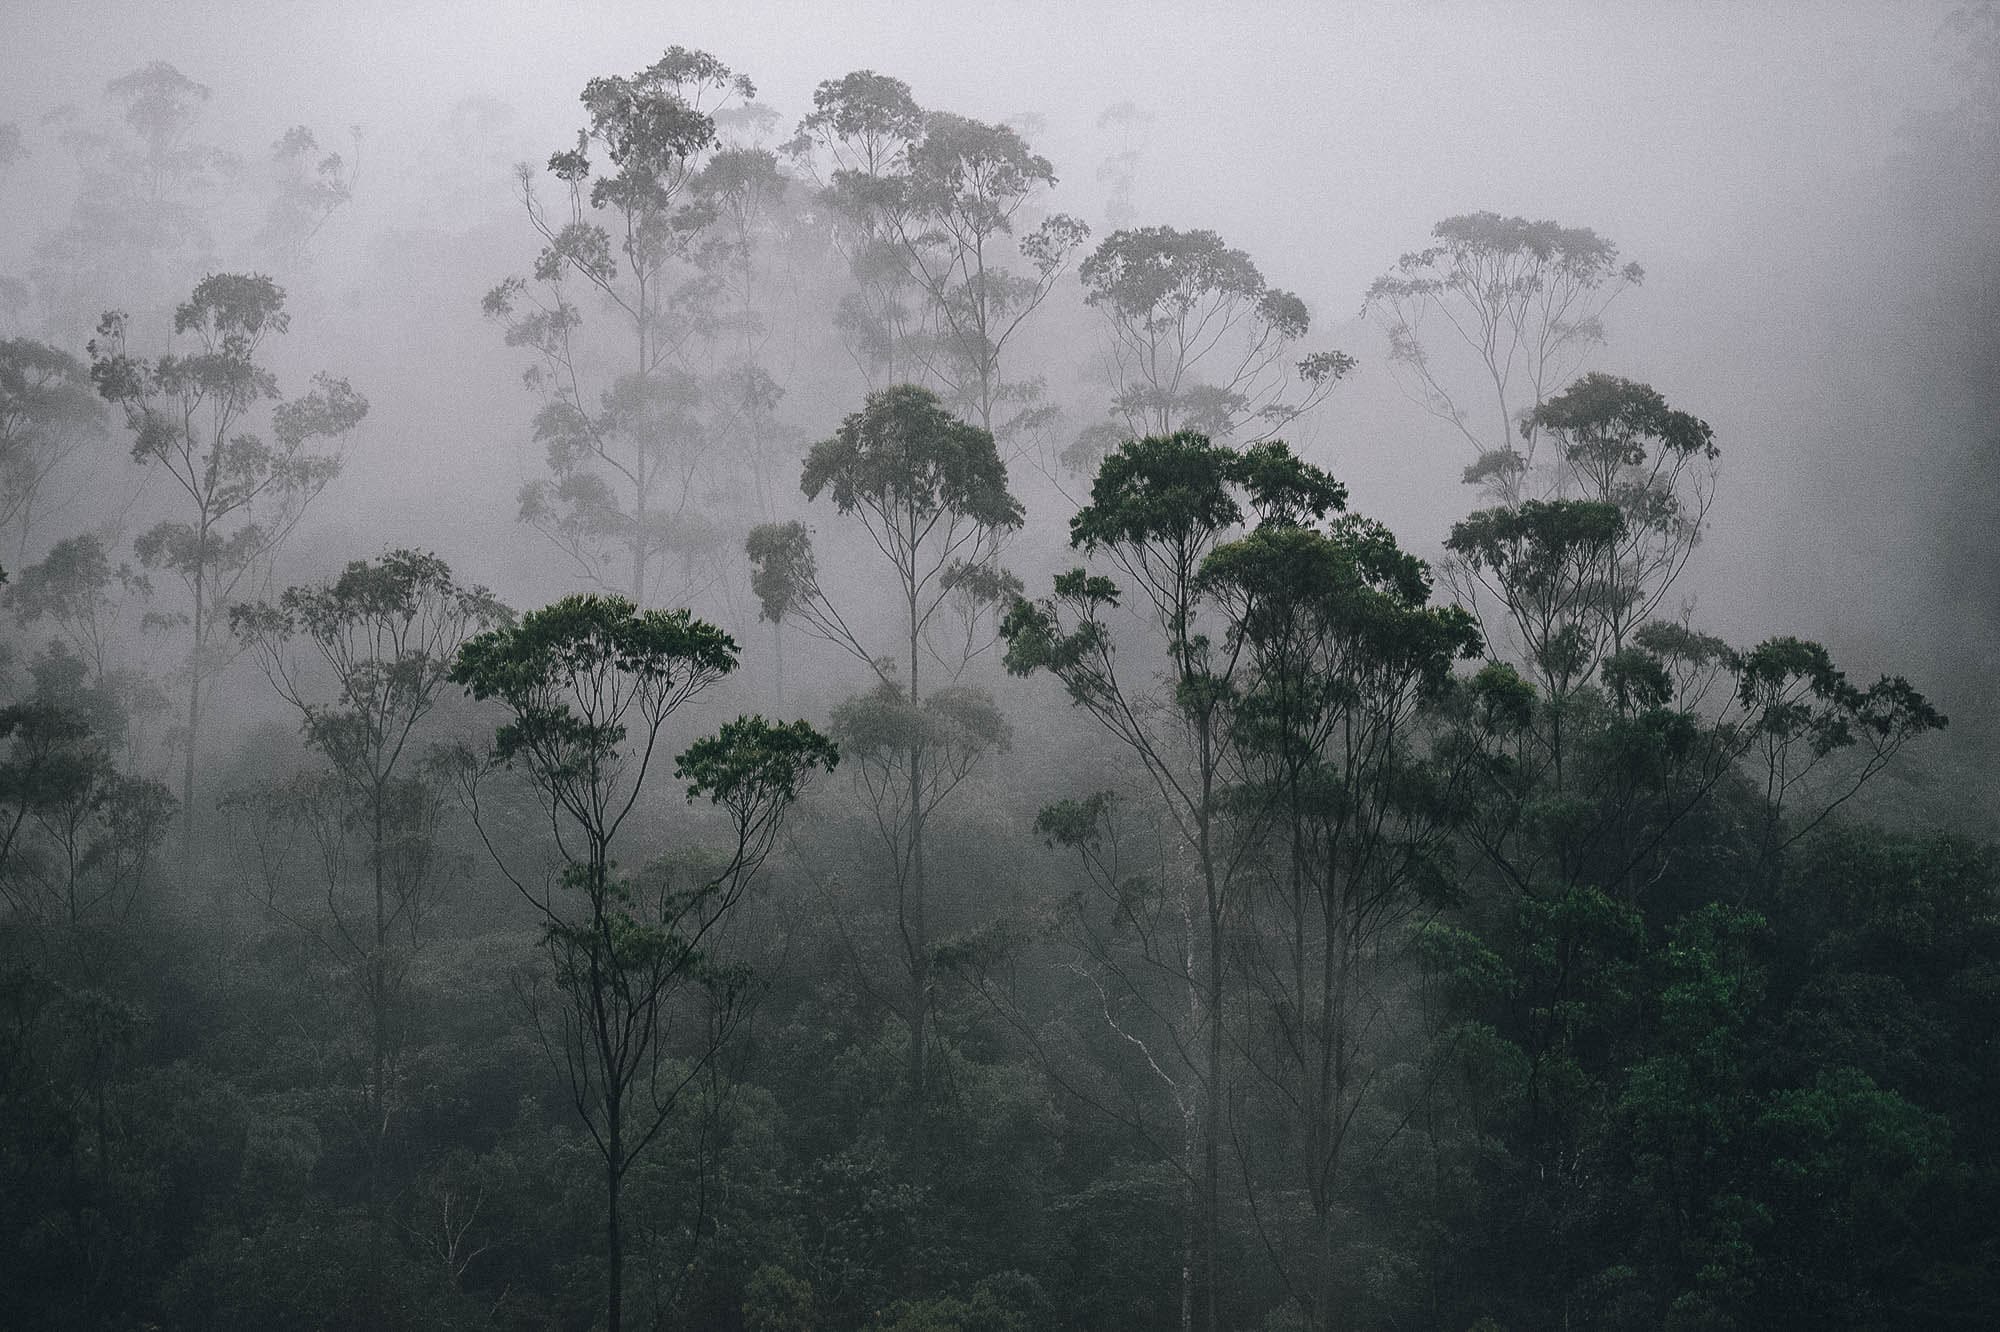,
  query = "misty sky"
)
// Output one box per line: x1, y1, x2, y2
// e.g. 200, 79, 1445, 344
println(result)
0, 0, 1970, 666
5, 1, 1940, 295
